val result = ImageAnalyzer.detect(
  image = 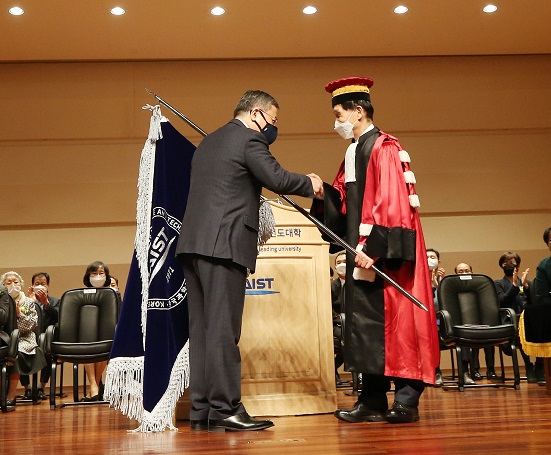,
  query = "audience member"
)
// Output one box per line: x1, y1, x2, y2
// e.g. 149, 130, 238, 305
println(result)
331, 251, 346, 385
495, 252, 544, 384
19, 272, 60, 400
427, 248, 445, 386
0, 271, 48, 409
427, 249, 445, 307
80, 261, 117, 401
535, 227, 551, 305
